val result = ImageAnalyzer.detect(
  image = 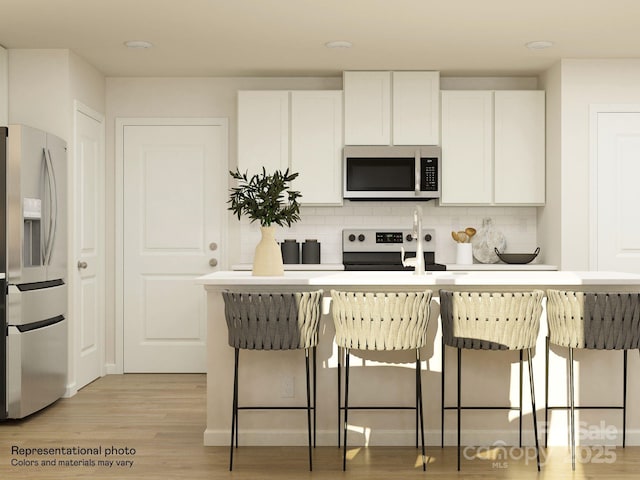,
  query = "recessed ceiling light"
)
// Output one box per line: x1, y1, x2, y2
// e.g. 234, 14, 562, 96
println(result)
525, 40, 554, 50
124, 40, 153, 49
325, 40, 353, 49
